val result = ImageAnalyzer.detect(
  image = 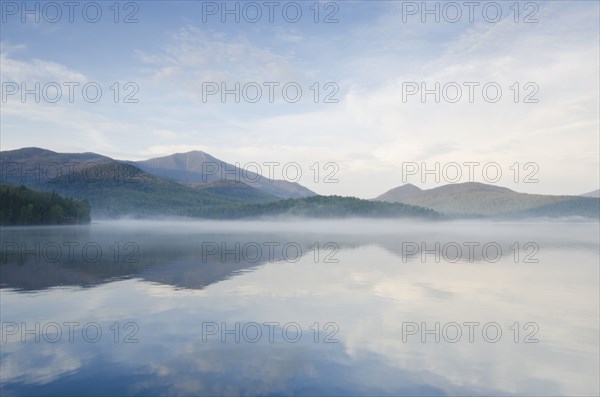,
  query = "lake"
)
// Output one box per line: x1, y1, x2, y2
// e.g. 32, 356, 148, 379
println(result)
1, 219, 598, 396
